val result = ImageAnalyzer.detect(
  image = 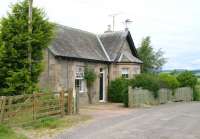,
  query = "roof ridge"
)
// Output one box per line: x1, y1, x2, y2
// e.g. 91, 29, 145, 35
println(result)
55, 23, 96, 36
99, 30, 128, 36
